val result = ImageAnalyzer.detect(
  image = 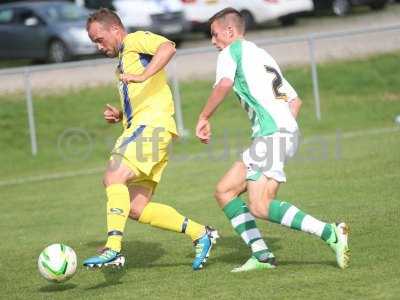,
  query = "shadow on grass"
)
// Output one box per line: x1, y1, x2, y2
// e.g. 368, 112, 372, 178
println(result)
86, 239, 177, 268
85, 239, 189, 290
213, 236, 281, 265
86, 239, 195, 269
85, 267, 127, 290
39, 283, 77, 293
279, 260, 336, 267
209, 235, 335, 267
